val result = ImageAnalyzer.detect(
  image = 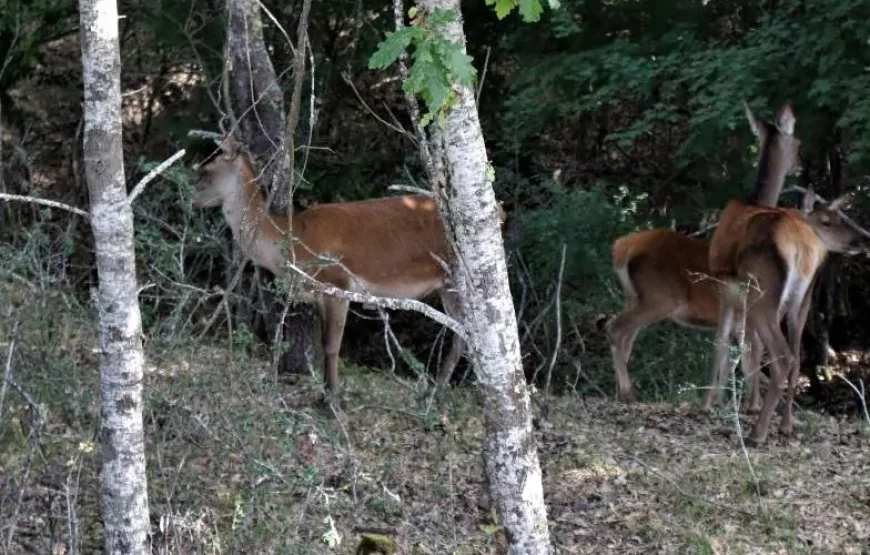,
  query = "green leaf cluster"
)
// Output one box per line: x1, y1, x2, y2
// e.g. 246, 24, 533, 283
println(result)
484, 0, 547, 22
369, 8, 478, 126
501, 0, 870, 183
